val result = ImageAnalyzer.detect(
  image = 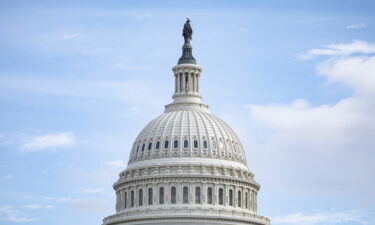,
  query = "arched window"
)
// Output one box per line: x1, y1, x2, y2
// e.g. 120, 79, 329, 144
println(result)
184, 140, 189, 149
219, 188, 223, 205
195, 187, 201, 204
139, 189, 143, 206
164, 140, 169, 149
148, 188, 153, 205
203, 140, 208, 149
193, 140, 198, 148
245, 192, 248, 209
183, 186, 189, 204
171, 187, 176, 204
229, 189, 233, 206
148, 142, 152, 150
159, 187, 164, 204
173, 140, 178, 149
156, 141, 160, 150
238, 190, 242, 207
131, 190, 134, 207
141, 143, 145, 152
207, 187, 213, 204
124, 191, 127, 209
